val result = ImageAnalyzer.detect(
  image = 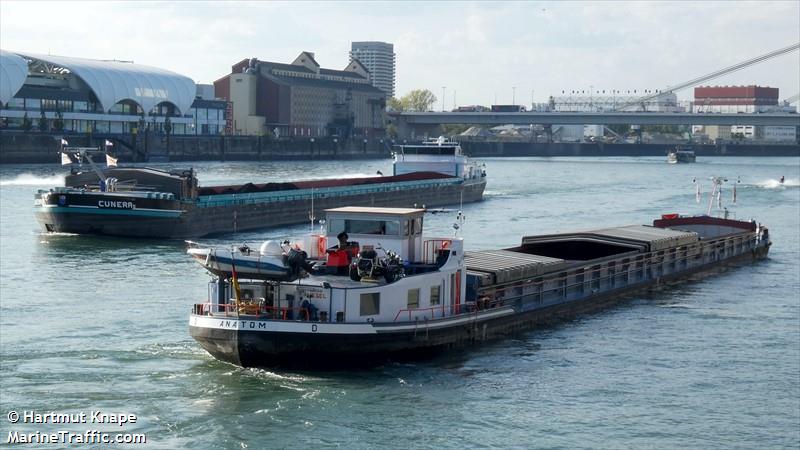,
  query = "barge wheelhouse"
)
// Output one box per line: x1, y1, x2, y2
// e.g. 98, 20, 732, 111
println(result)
188, 207, 771, 369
